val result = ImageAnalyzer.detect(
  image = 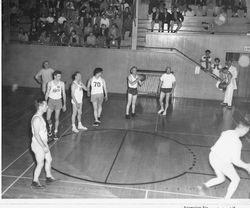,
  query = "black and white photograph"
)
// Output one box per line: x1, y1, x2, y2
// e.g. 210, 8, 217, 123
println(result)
1, 0, 250, 207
